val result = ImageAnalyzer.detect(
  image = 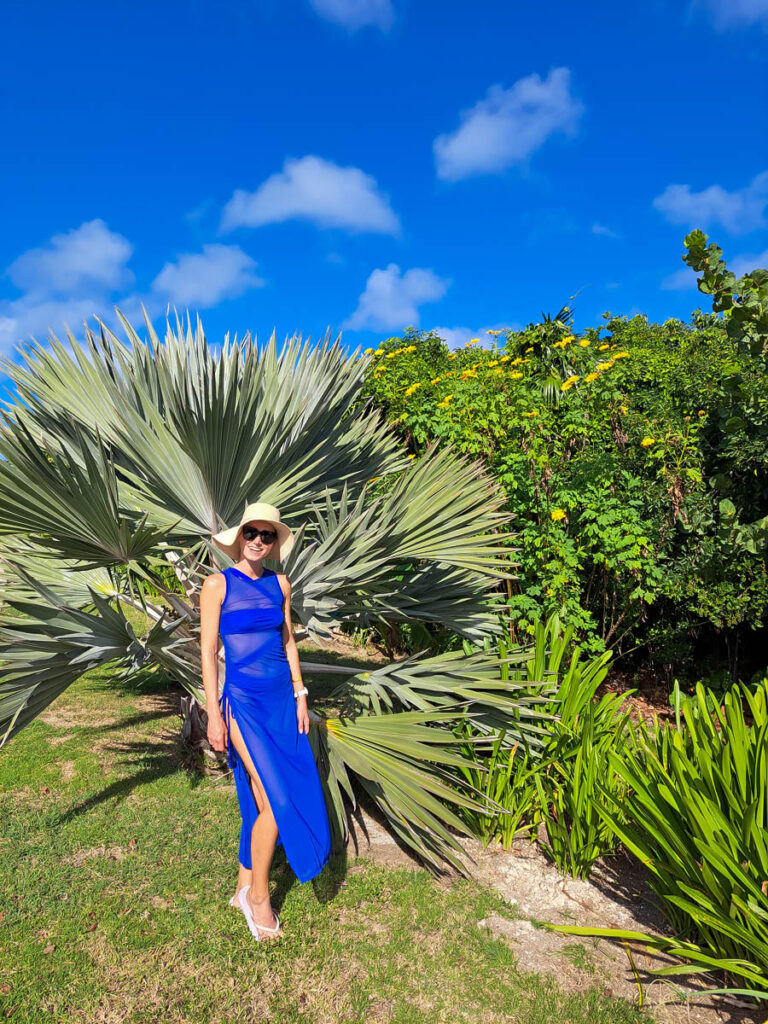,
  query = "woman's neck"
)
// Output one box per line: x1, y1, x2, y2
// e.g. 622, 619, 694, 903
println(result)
234, 558, 265, 579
